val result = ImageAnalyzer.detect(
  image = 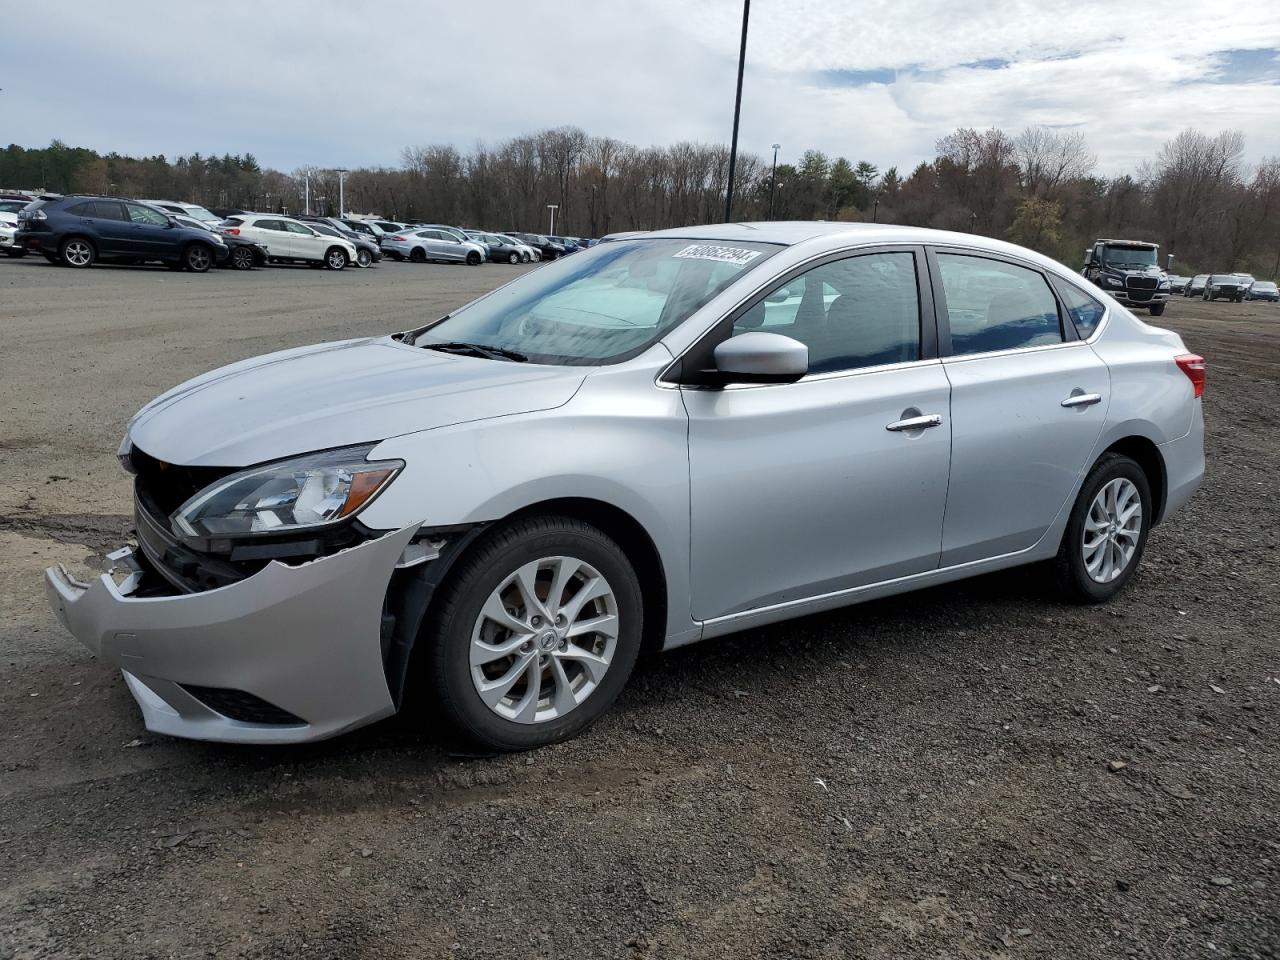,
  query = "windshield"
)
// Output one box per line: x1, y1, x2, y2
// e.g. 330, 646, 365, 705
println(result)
411, 238, 780, 365
1102, 246, 1157, 267
1209, 275, 1238, 283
